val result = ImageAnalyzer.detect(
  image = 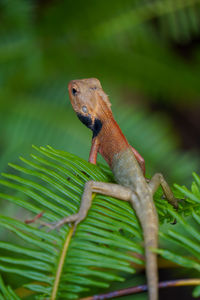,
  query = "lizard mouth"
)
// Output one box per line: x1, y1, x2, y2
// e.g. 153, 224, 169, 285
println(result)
76, 113, 102, 138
